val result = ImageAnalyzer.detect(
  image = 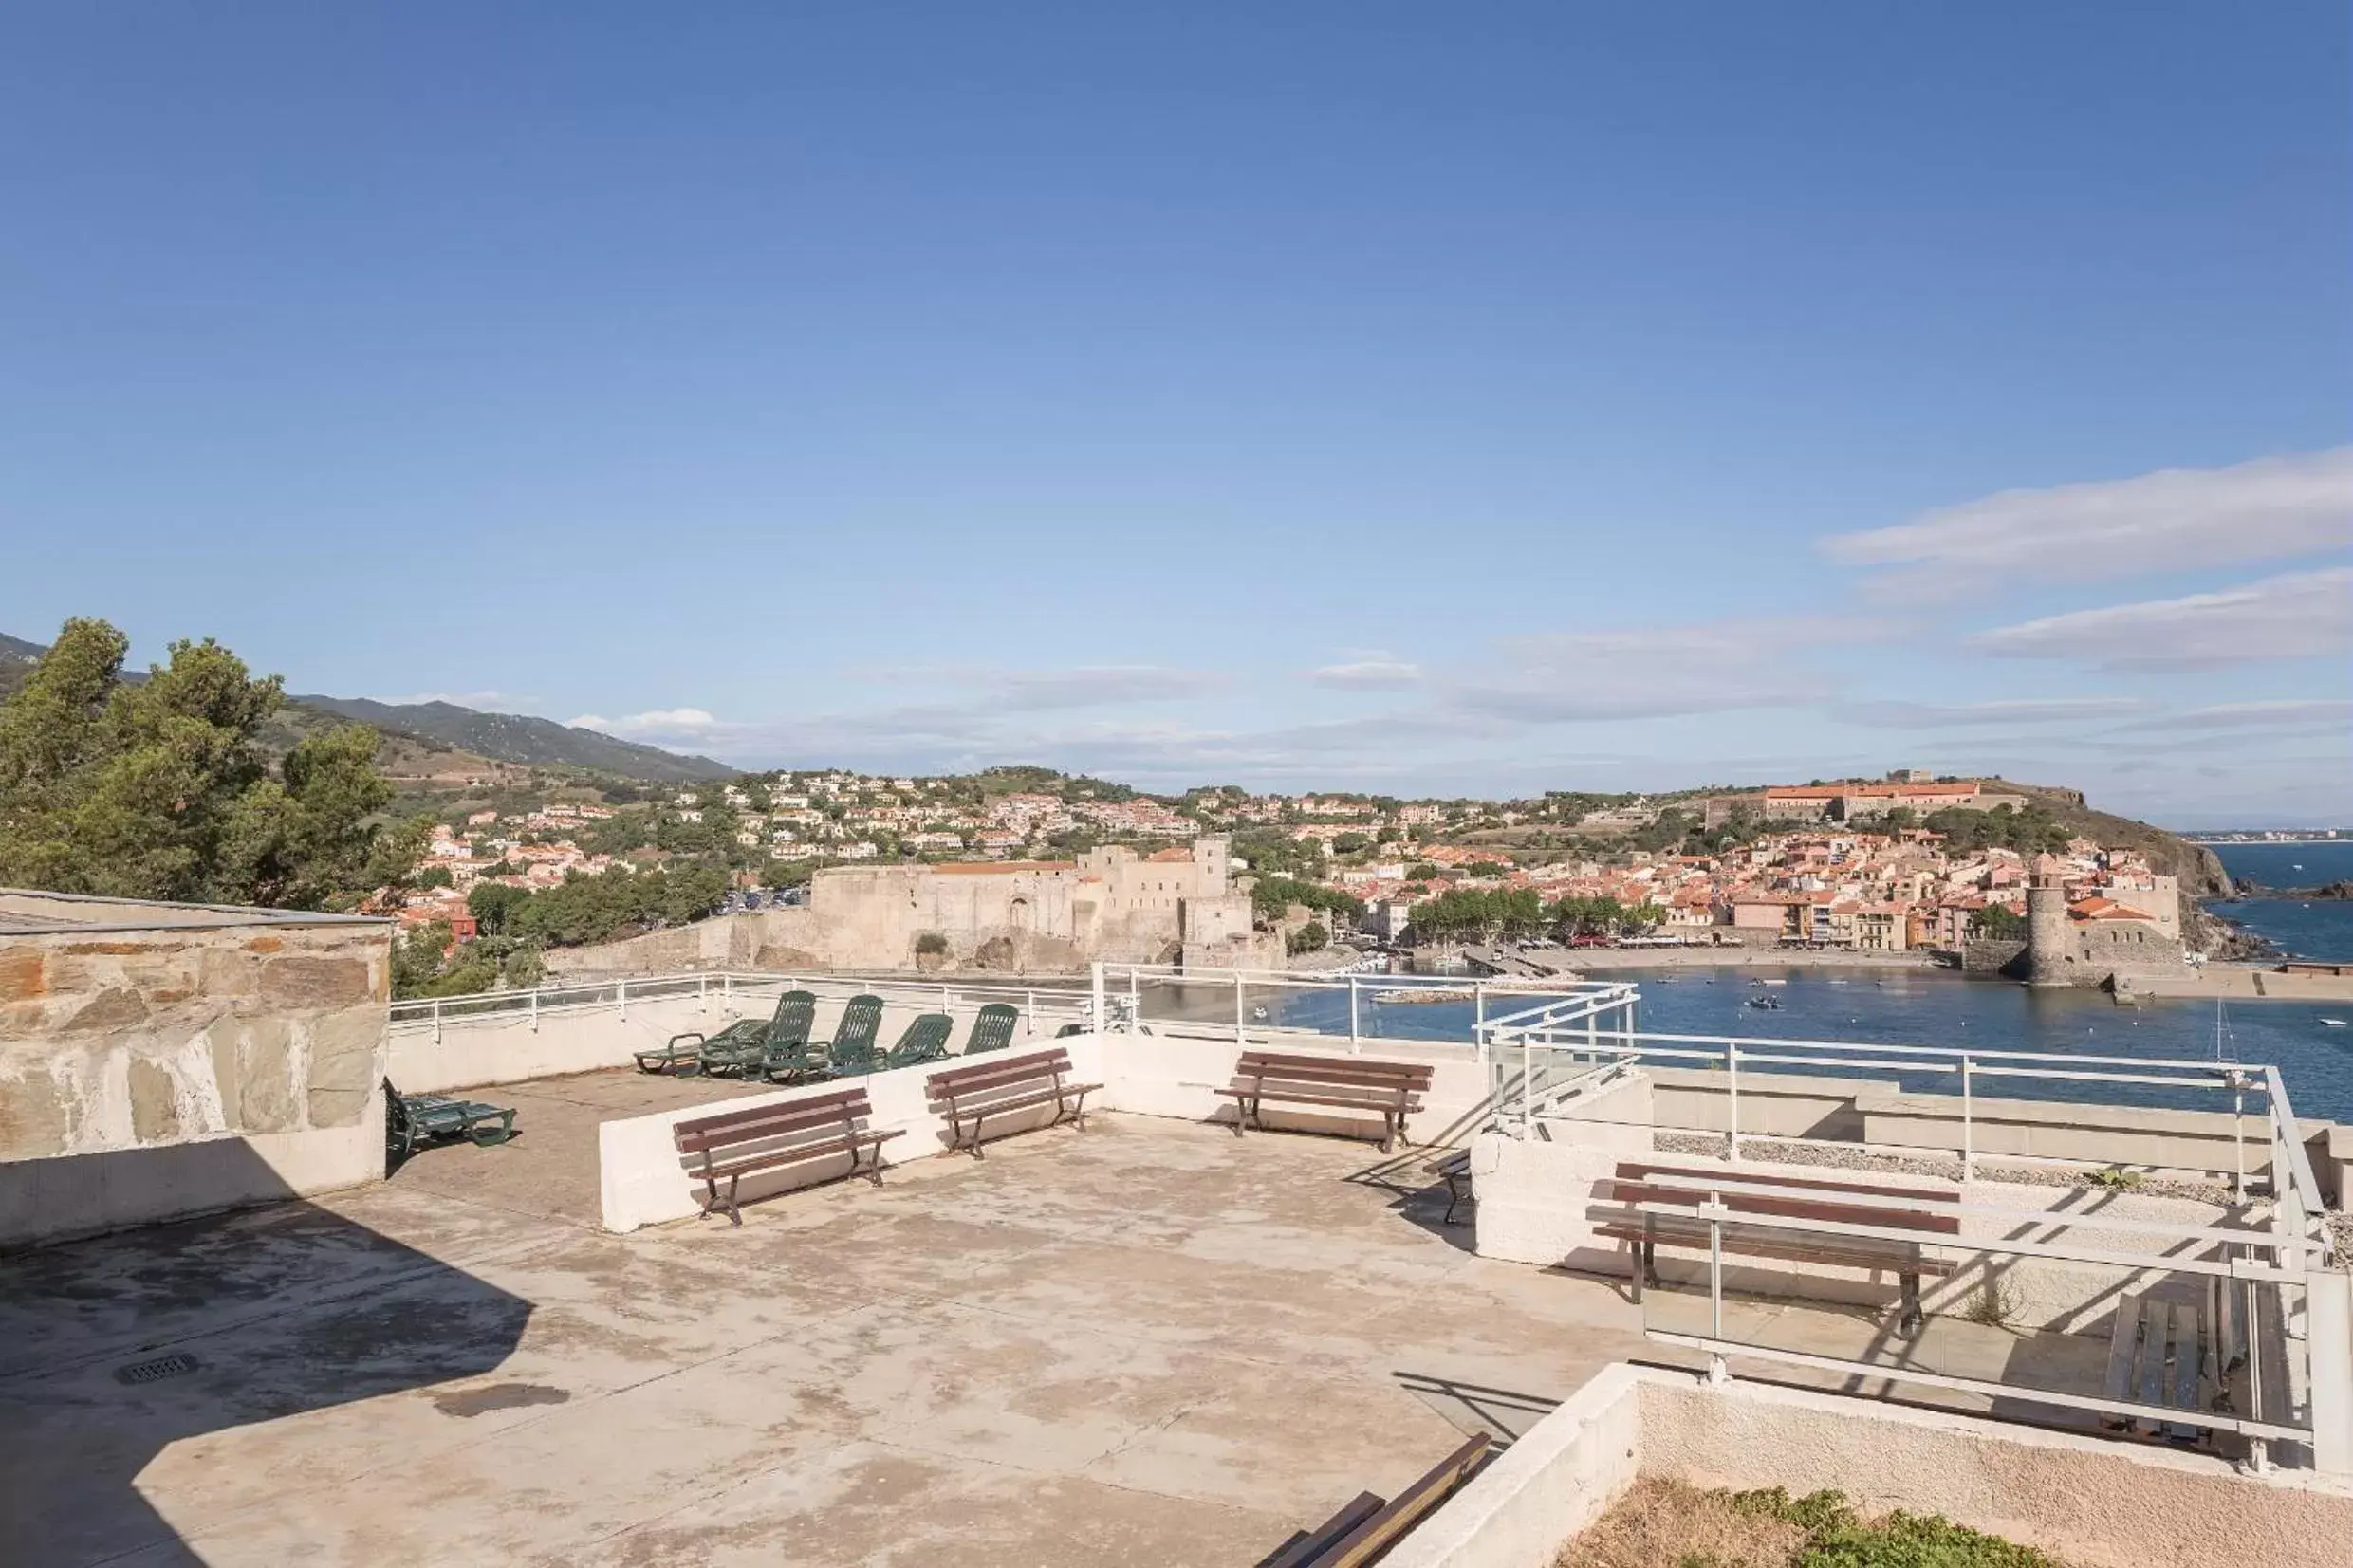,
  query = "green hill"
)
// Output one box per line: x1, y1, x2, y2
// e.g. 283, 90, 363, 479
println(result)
290, 695, 734, 784
0, 632, 732, 787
